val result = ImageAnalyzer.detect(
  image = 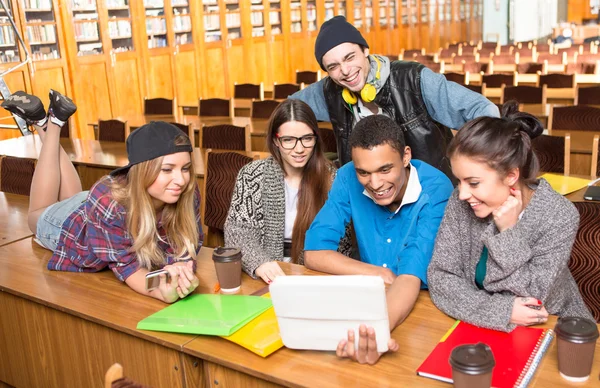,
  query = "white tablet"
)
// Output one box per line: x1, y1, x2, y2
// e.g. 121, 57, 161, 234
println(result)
269, 275, 390, 353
